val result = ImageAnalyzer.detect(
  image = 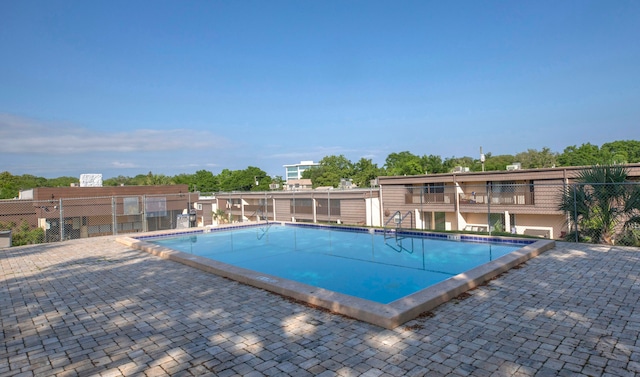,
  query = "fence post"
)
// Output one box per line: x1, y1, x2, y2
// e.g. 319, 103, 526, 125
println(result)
486, 183, 491, 236
328, 190, 331, 223
240, 193, 245, 222
573, 184, 578, 242
369, 186, 373, 227
420, 185, 424, 230
112, 197, 117, 236
272, 196, 277, 222
142, 195, 148, 232
59, 198, 64, 241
